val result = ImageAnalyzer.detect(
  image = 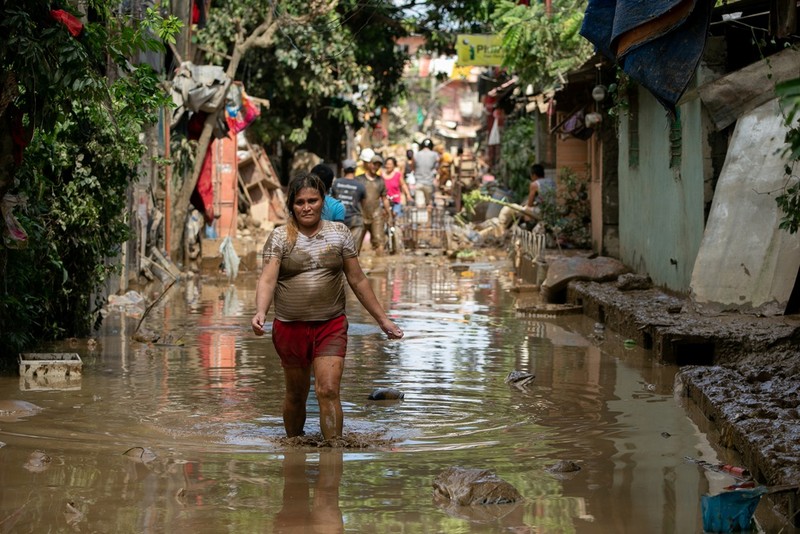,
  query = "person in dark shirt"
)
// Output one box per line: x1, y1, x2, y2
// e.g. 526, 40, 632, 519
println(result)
331, 159, 367, 251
